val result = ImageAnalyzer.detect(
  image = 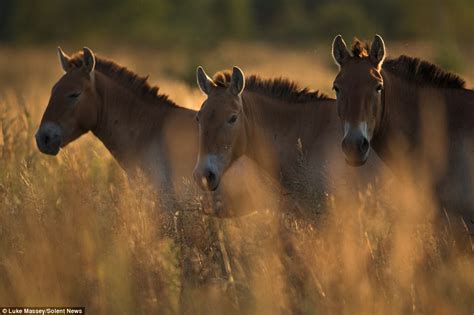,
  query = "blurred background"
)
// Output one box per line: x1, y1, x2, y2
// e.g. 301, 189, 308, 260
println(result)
0, 1, 473, 314
1, 0, 473, 46
0, 0, 473, 85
